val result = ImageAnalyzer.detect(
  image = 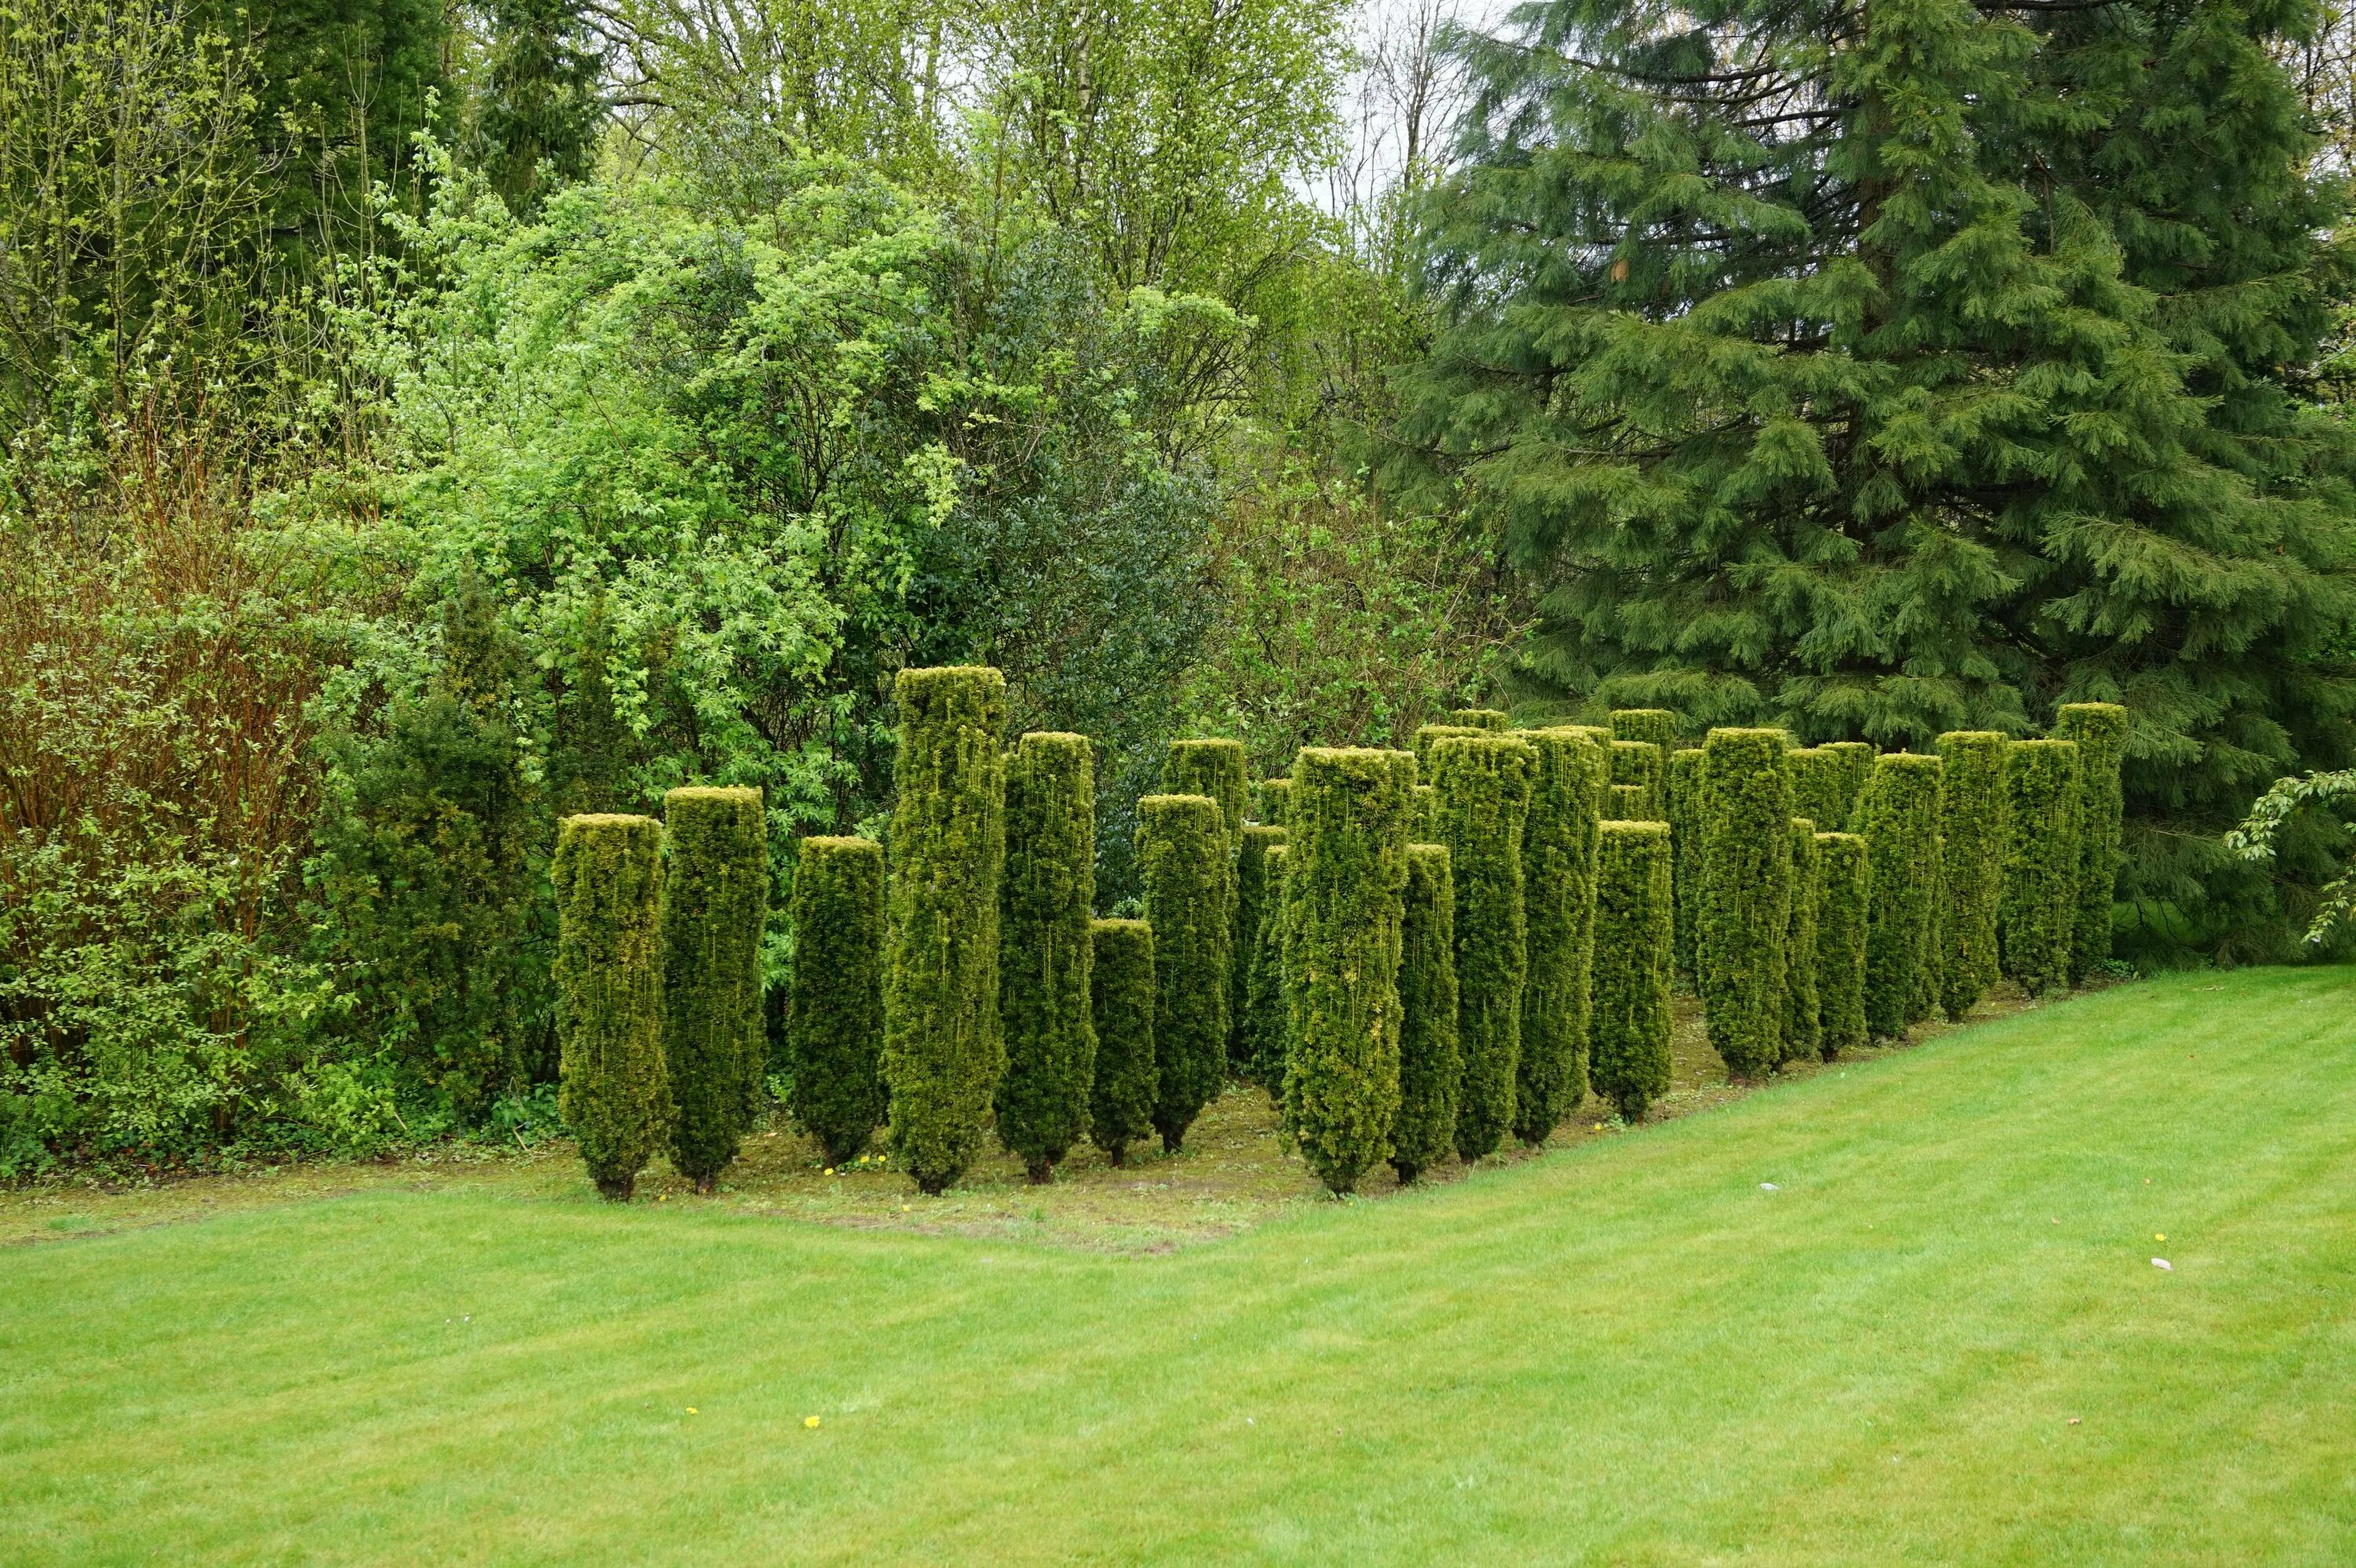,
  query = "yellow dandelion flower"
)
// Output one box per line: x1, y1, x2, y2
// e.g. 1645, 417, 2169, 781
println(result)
805, 1415, 821, 1429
